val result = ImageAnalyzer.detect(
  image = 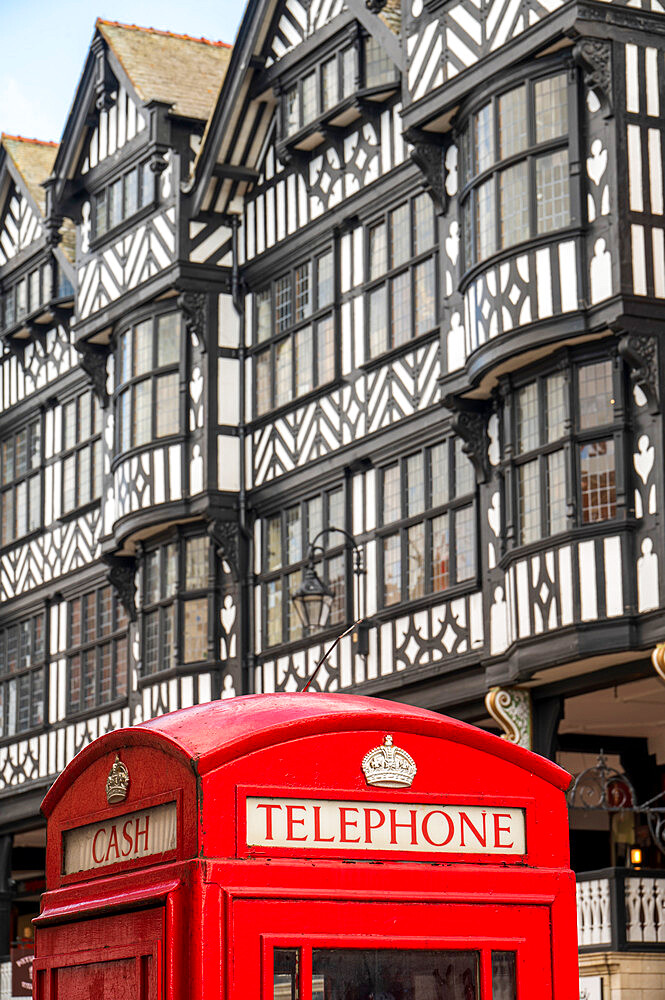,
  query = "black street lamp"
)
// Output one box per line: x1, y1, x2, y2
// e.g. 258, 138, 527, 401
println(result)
291, 526, 363, 633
